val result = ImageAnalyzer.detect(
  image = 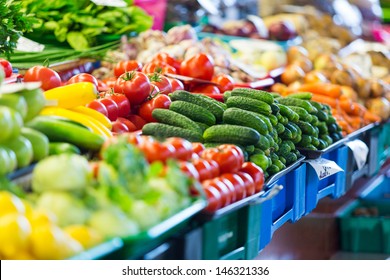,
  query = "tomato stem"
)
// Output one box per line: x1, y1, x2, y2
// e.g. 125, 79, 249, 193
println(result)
122, 71, 136, 81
